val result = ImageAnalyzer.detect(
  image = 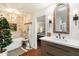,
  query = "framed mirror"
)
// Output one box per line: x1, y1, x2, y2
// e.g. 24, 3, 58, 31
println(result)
53, 3, 70, 34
